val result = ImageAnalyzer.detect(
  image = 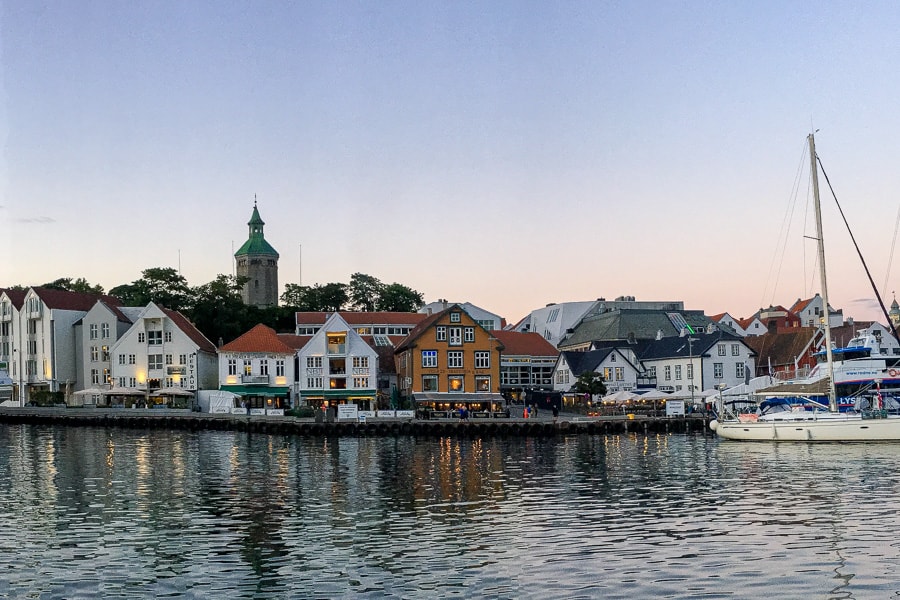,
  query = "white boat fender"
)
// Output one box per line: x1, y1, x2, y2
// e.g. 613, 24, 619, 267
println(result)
709, 419, 718, 432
